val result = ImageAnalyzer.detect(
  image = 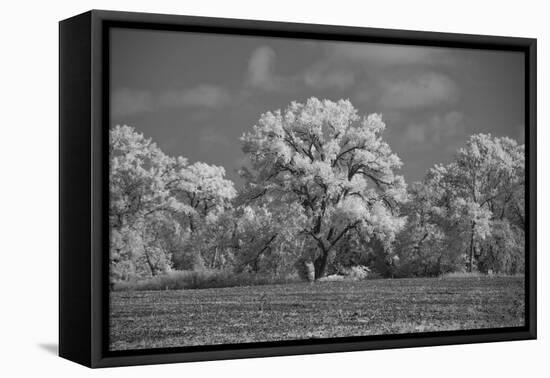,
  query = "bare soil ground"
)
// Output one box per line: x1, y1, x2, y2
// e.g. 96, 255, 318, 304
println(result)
109, 276, 524, 351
